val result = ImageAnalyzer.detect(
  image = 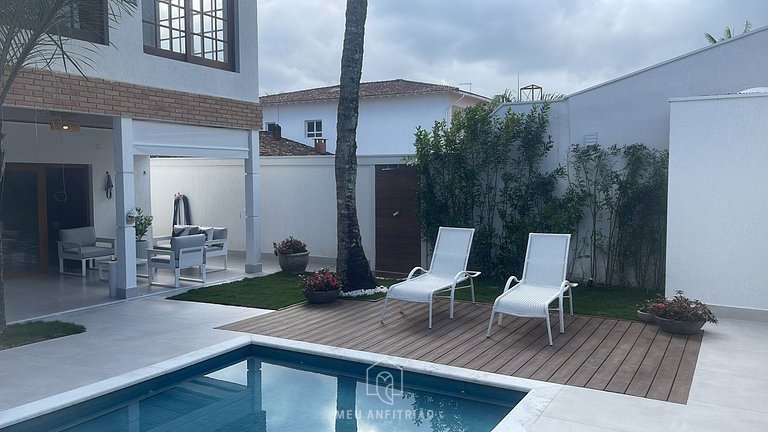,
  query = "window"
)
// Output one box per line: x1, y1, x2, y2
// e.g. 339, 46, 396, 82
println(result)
51, 1, 108, 44
142, 0, 236, 70
306, 120, 322, 138
265, 122, 277, 131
